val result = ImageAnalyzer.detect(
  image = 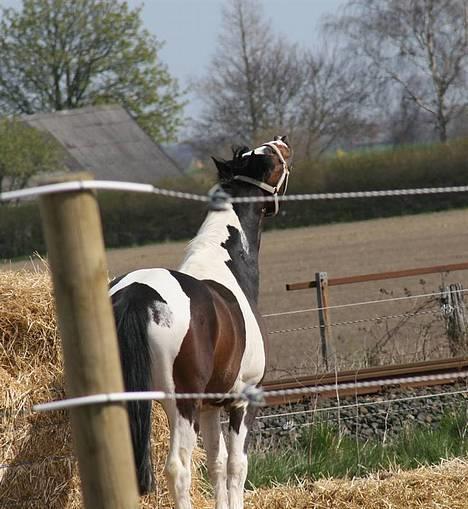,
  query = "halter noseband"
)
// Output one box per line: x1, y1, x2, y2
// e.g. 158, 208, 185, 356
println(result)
233, 141, 290, 217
